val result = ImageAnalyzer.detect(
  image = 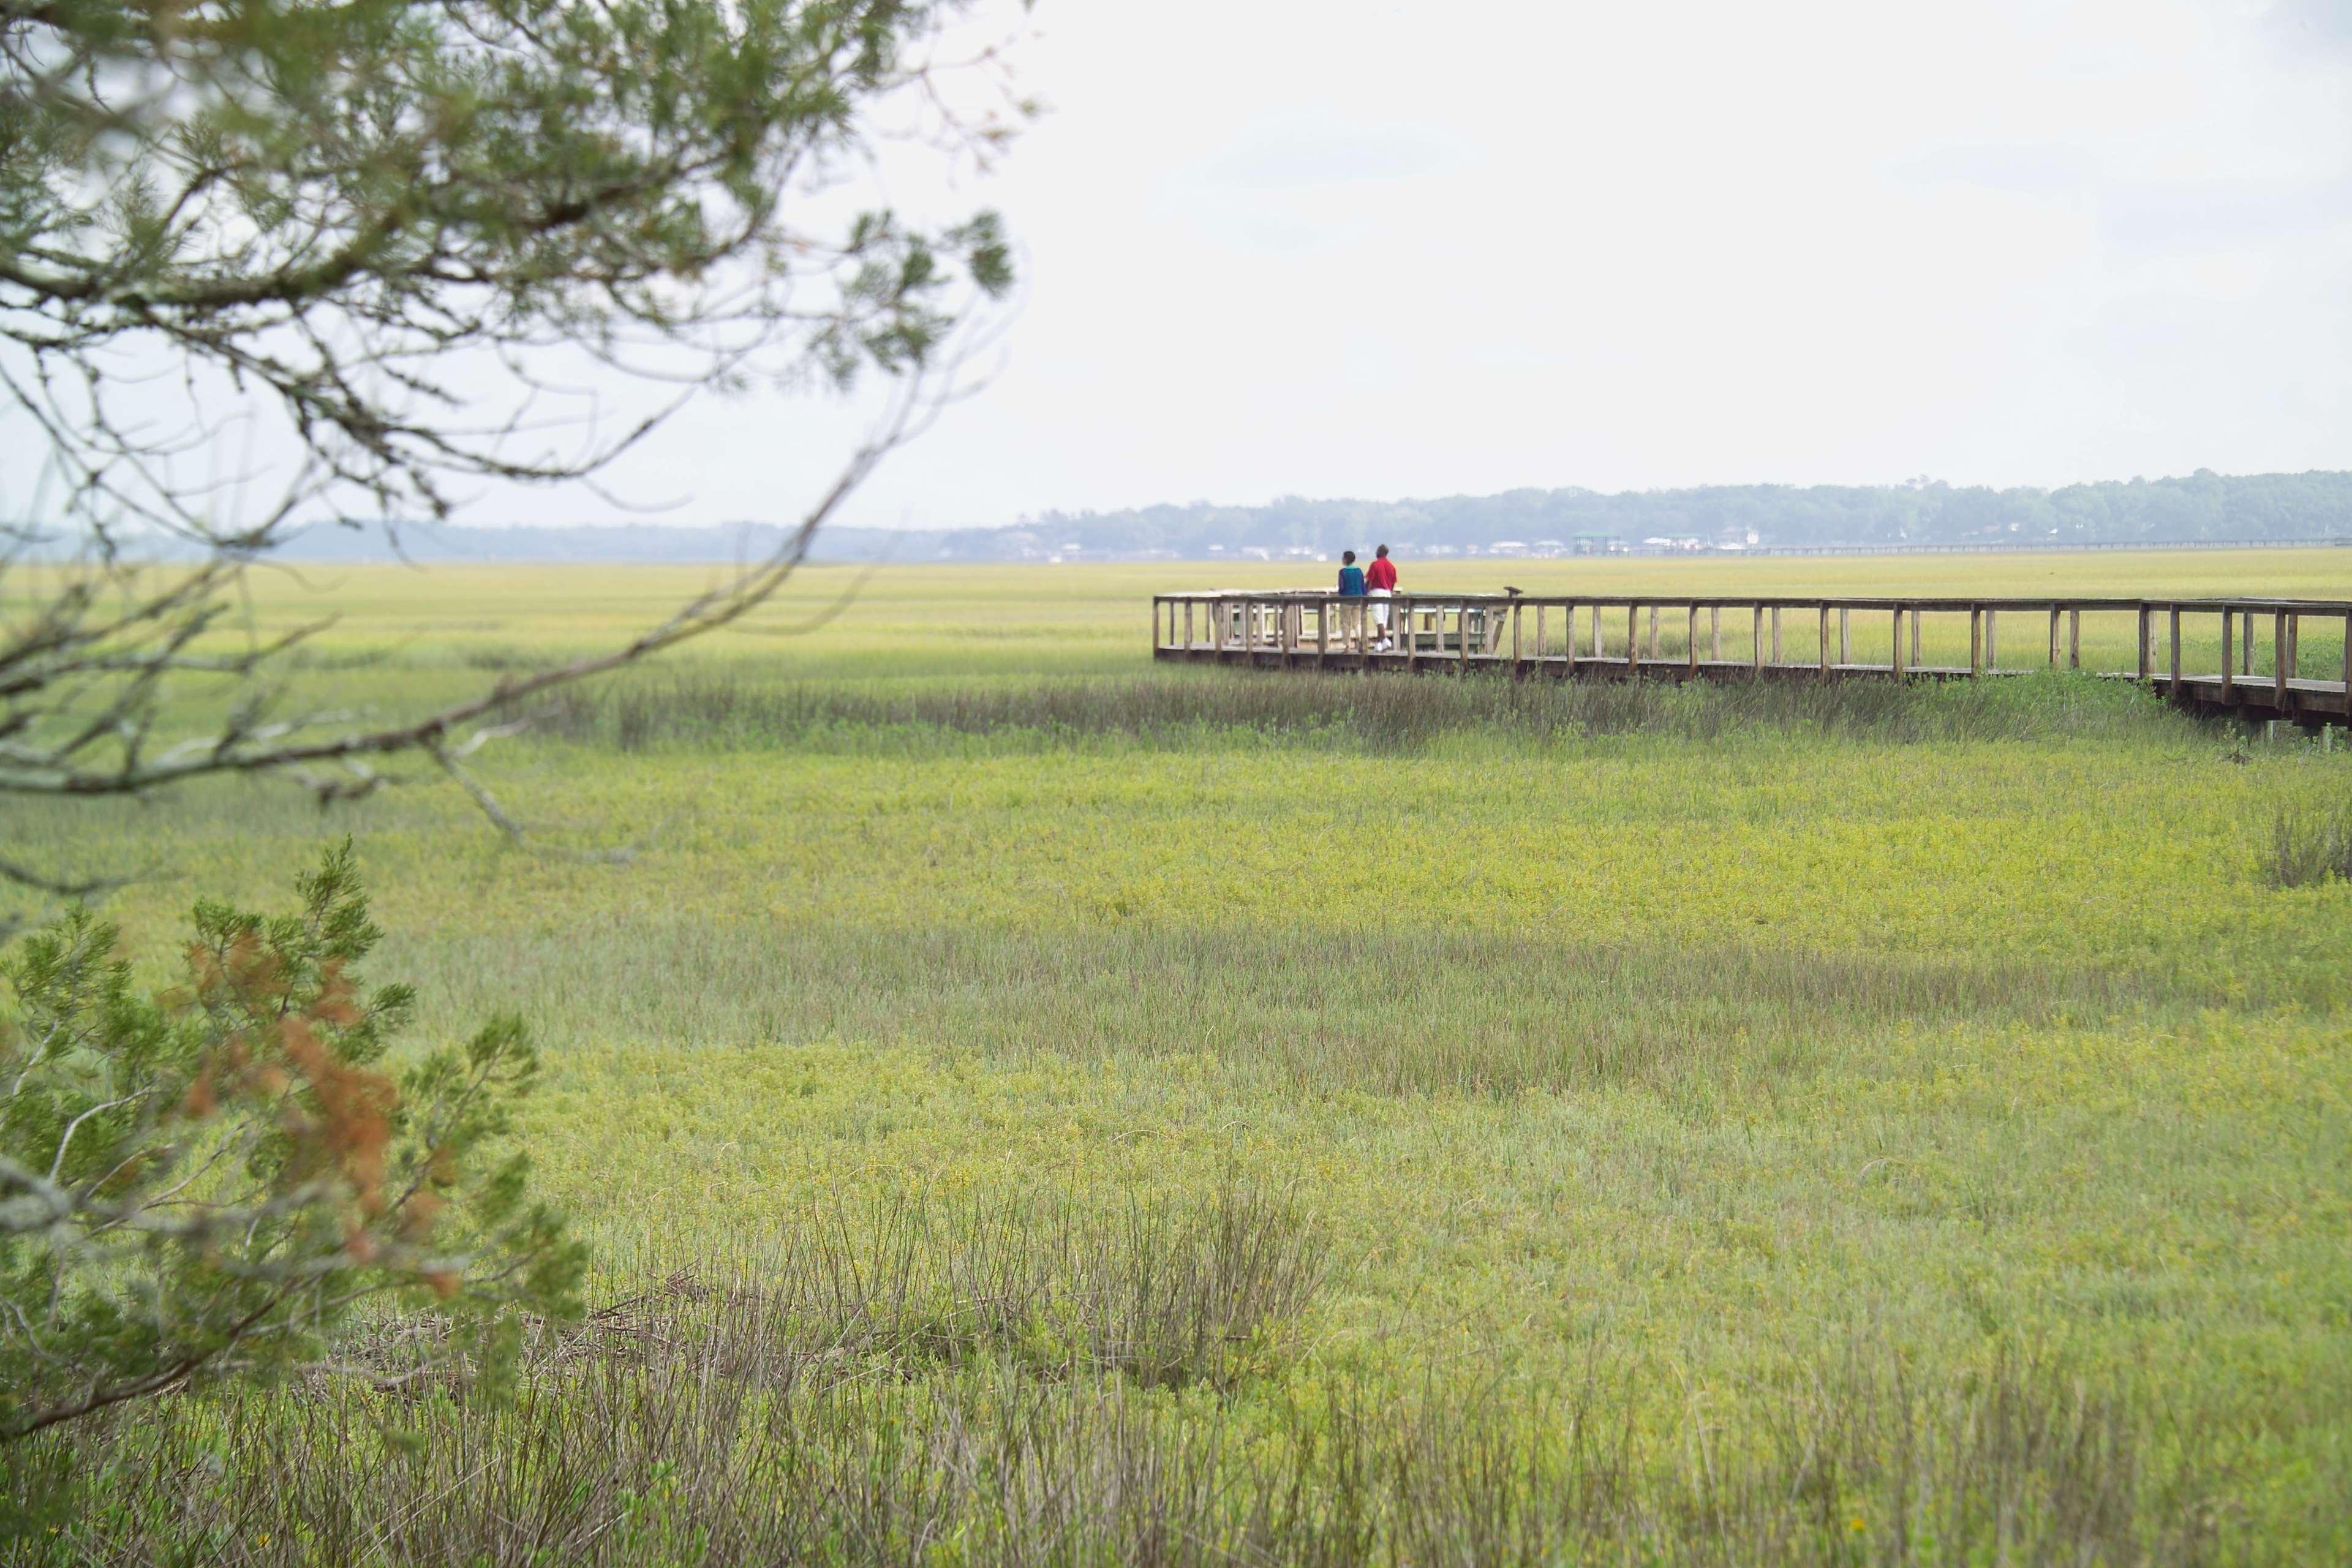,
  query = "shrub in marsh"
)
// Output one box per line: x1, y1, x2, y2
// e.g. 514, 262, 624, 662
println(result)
0, 843, 582, 1443
2267, 793, 2352, 888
